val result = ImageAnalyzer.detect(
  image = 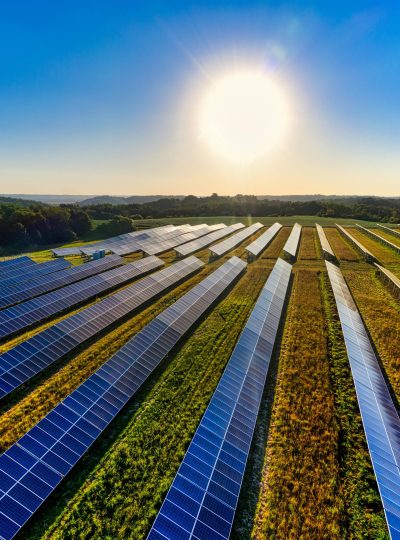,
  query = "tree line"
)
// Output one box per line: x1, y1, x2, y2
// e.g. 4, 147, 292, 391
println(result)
0, 203, 92, 253
85, 194, 400, 223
